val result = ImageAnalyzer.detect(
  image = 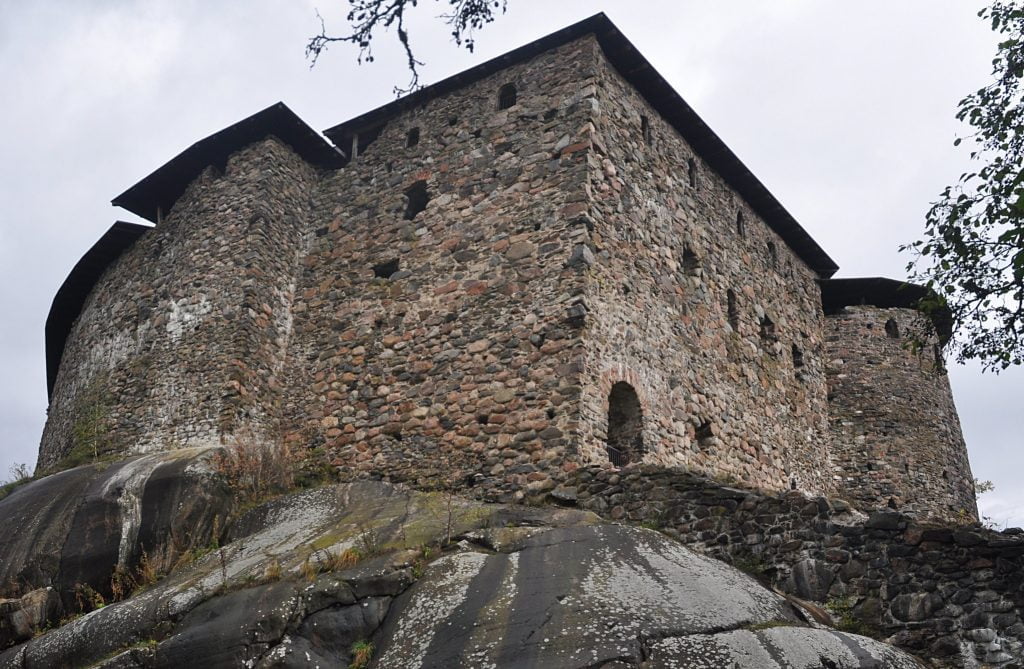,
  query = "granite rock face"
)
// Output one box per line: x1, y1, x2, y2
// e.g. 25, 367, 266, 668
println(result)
0, 472, 925, 669
0, 448, 227, 619
375, 524, 920, 669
